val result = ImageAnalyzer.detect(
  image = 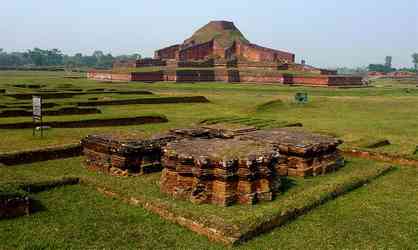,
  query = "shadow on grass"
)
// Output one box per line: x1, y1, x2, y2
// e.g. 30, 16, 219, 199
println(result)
30, 198, 47, 214
279, 177, 297, 193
